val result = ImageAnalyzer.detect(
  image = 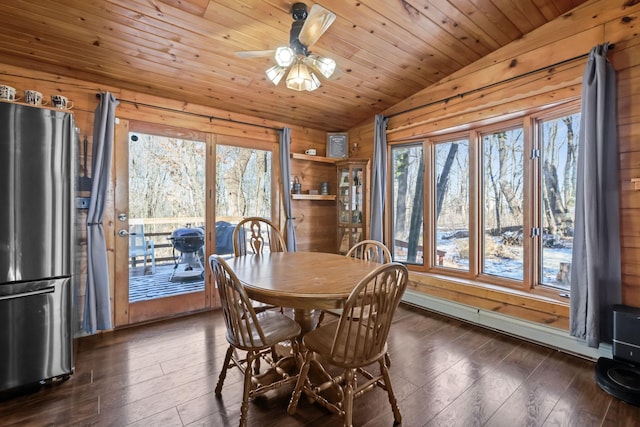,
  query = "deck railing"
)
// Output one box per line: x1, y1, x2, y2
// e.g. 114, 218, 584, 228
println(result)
129, 217, 243, 265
